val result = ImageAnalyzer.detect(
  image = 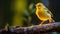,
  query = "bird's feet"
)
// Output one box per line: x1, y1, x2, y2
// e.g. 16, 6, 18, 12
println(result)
38, 24, 43, 26
38, 21, 45, 26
